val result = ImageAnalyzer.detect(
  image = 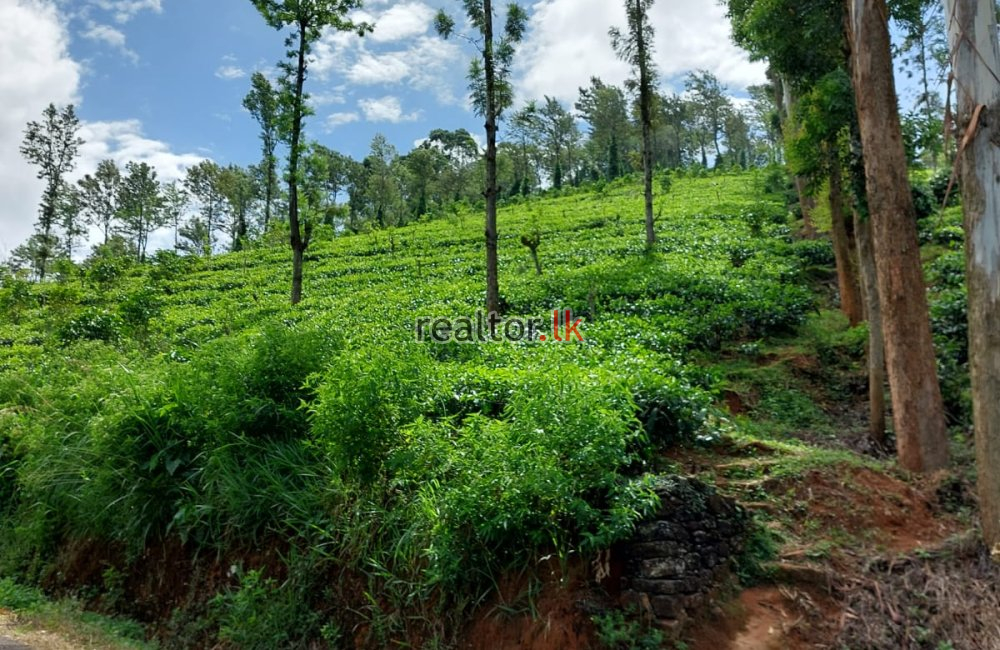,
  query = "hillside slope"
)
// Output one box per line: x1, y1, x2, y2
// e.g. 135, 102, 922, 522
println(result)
0, 171, 987, 649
